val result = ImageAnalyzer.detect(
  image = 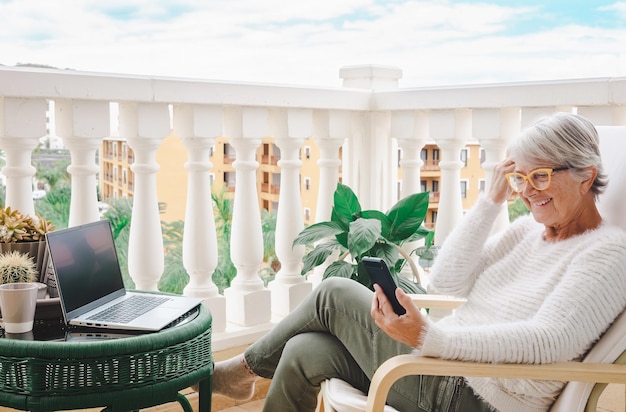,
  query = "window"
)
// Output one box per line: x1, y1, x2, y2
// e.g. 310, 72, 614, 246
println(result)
304, 146, 311, 159
420, 180, 427, 193
480, 148, 486, 165
432, 180, 439, 193
420, 149, 428, 161
304, 177, 311, 191
479, 179, 486, 193
461, 181, 468, 199
460, 149, 469, 167
304, 208, 311, 222
433, 149, 440, 161
397, 148, 402, 167
431, 211, 438, 224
